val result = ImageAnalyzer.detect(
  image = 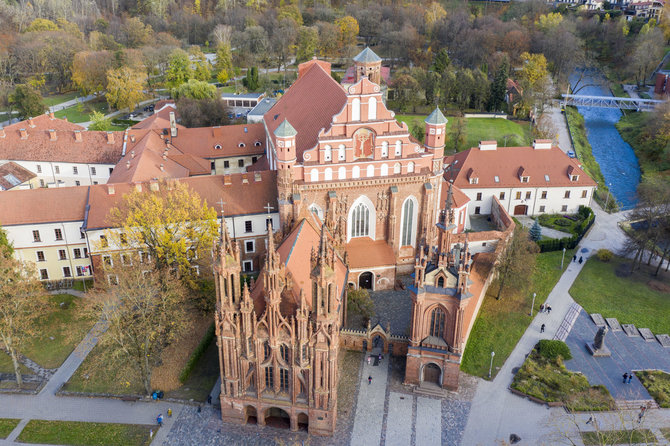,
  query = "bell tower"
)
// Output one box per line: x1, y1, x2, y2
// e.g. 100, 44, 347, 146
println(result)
275, 119, 297, 233
353, 47, 382, 85
424, 107, 448, 175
